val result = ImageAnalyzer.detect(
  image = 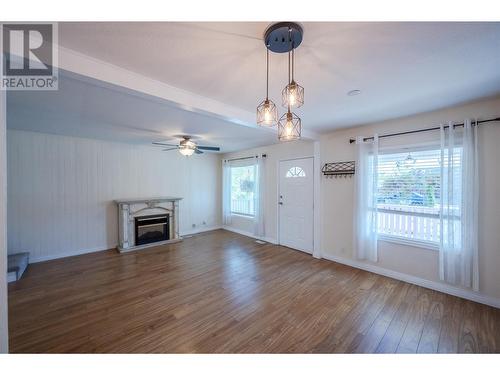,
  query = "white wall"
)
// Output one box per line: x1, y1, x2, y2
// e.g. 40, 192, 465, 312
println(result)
222, 140, 315, 243
7, 95, 500, 311
0, 85, 9, 352
7, 130, 222, 262
320, 95, 500, 303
